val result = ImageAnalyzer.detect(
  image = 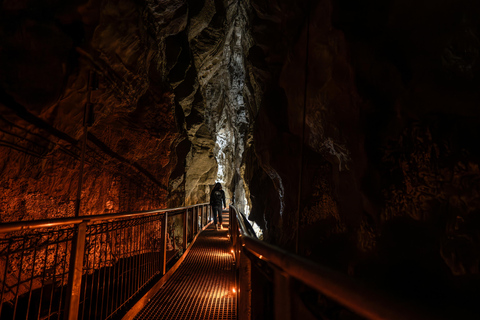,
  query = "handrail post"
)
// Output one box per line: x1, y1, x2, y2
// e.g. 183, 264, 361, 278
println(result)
183, 209, 188, 250
238, 247, 252, 320
191, 207, 194, 237
273, 267, 292, 320
201, 205, 204, 228
161, 213, 168, 275
196, 206, 199, 232
194, 206, 197, 234
64, 221, 87, 320
196, 206, 199, 231
228, 207, 233, 239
